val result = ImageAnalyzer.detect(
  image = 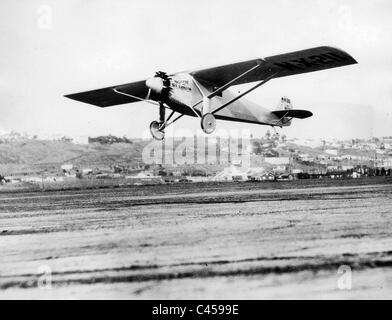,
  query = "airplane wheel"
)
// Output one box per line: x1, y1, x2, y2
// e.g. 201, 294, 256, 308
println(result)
201, 113, 216, 134
150, 121, 165, 140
